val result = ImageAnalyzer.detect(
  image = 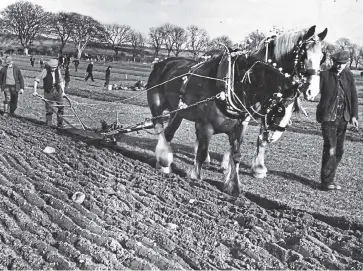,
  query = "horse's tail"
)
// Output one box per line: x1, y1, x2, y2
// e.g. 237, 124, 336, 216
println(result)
146, 60, 169, 90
